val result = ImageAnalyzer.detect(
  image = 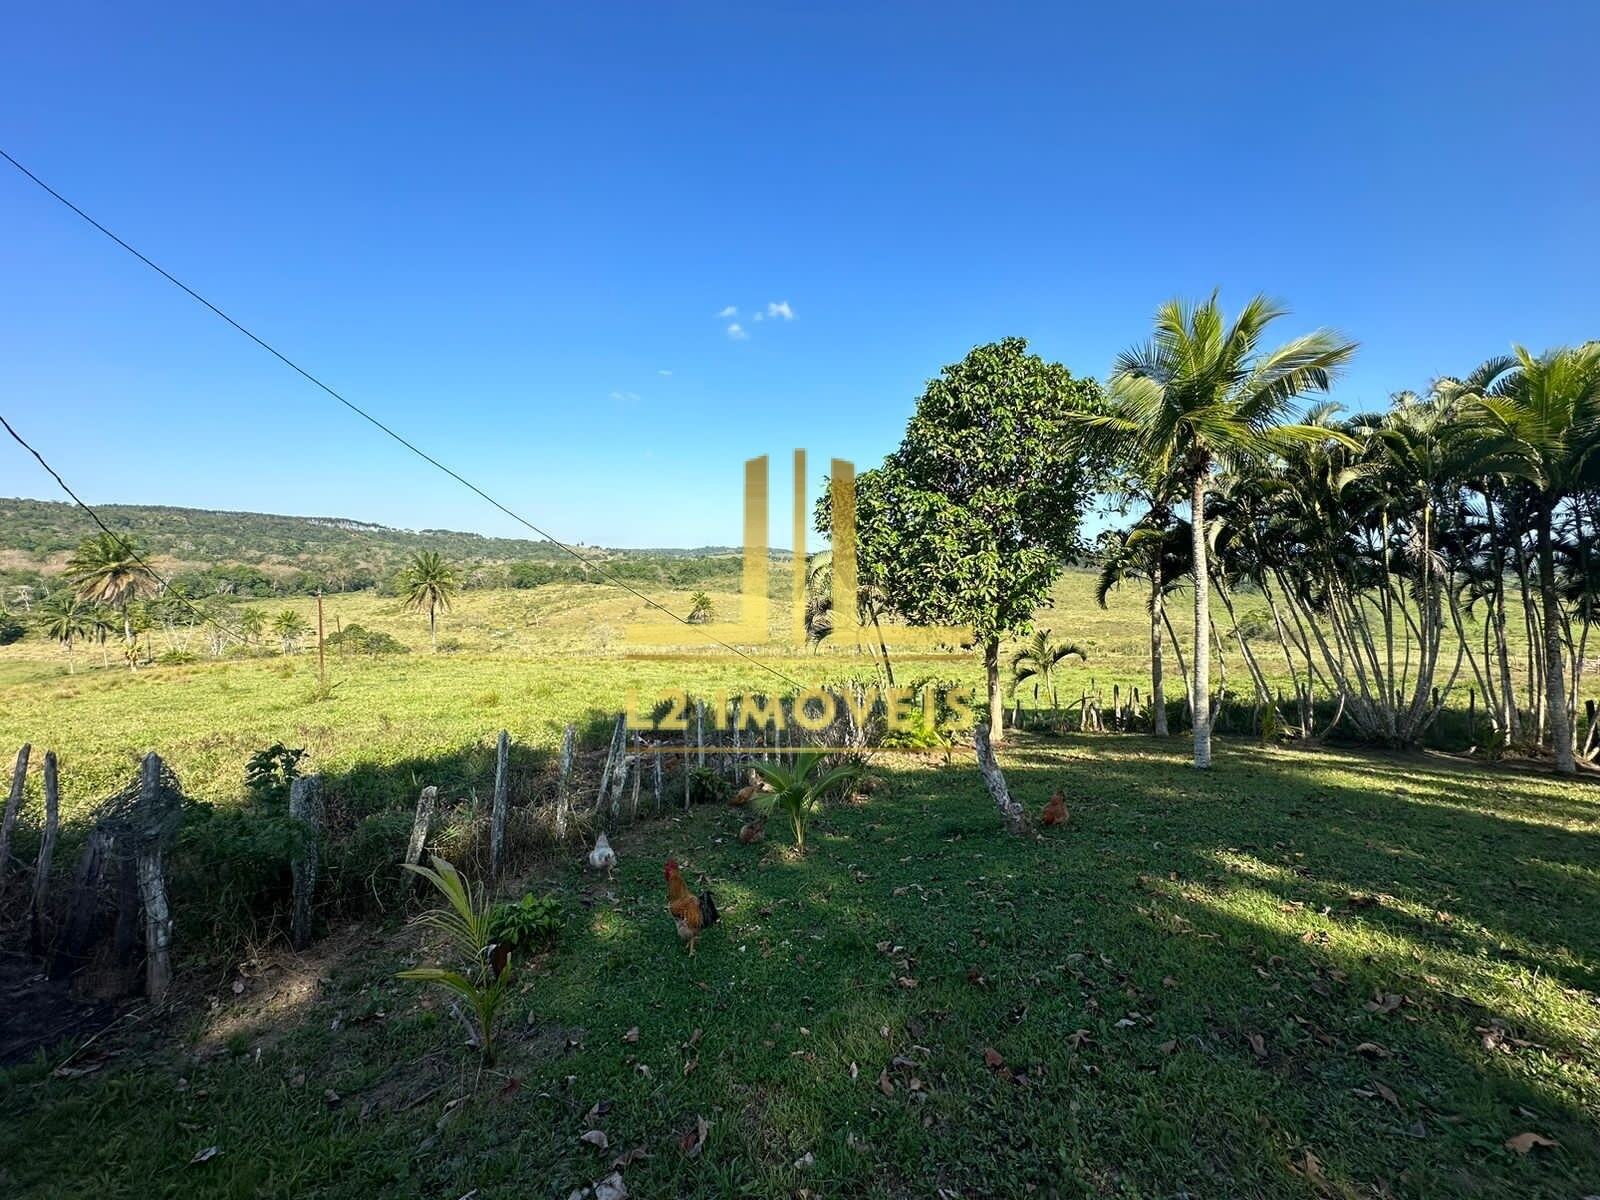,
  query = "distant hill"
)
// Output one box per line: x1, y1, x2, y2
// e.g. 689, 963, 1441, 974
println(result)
0, 497, 749, 601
